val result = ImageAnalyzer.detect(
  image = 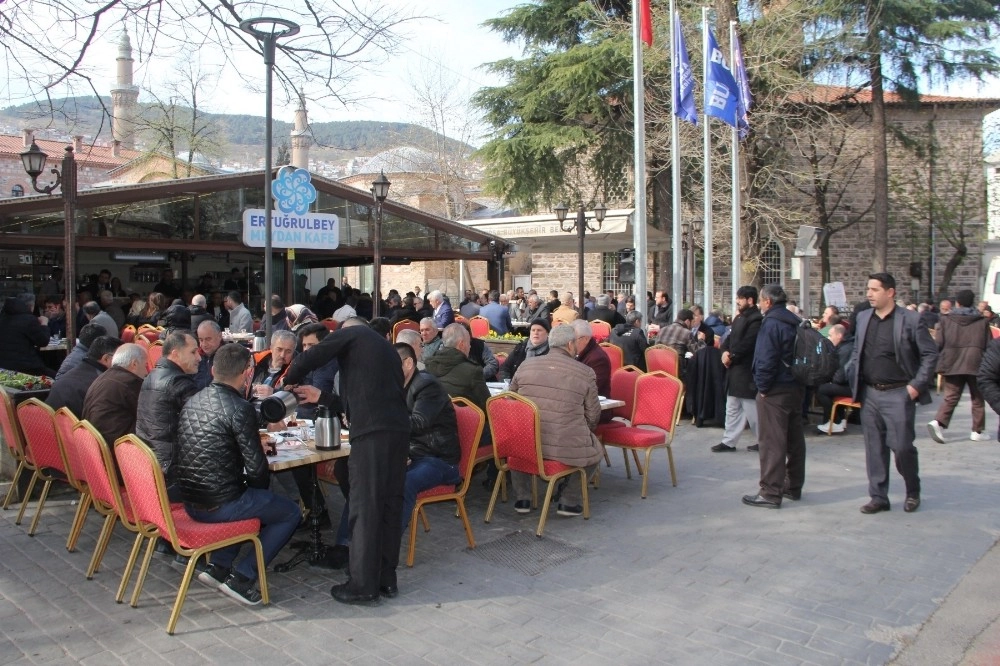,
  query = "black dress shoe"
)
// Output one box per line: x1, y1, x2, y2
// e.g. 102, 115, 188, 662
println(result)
330, 582, 380, 606
379, 584, 399, 598
747, 444, 759, 452
782, 490, 801, 501
711, 443, 736, 452
741, 494, 780, 508
903, 496, 920, 513
860, 499, 891, 514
